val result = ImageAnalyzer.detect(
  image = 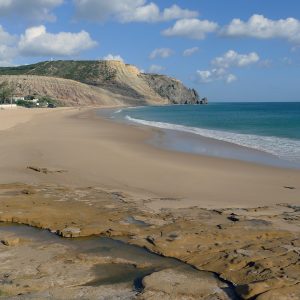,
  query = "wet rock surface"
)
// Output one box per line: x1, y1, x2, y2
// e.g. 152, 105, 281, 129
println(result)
0, 183, 299, 299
